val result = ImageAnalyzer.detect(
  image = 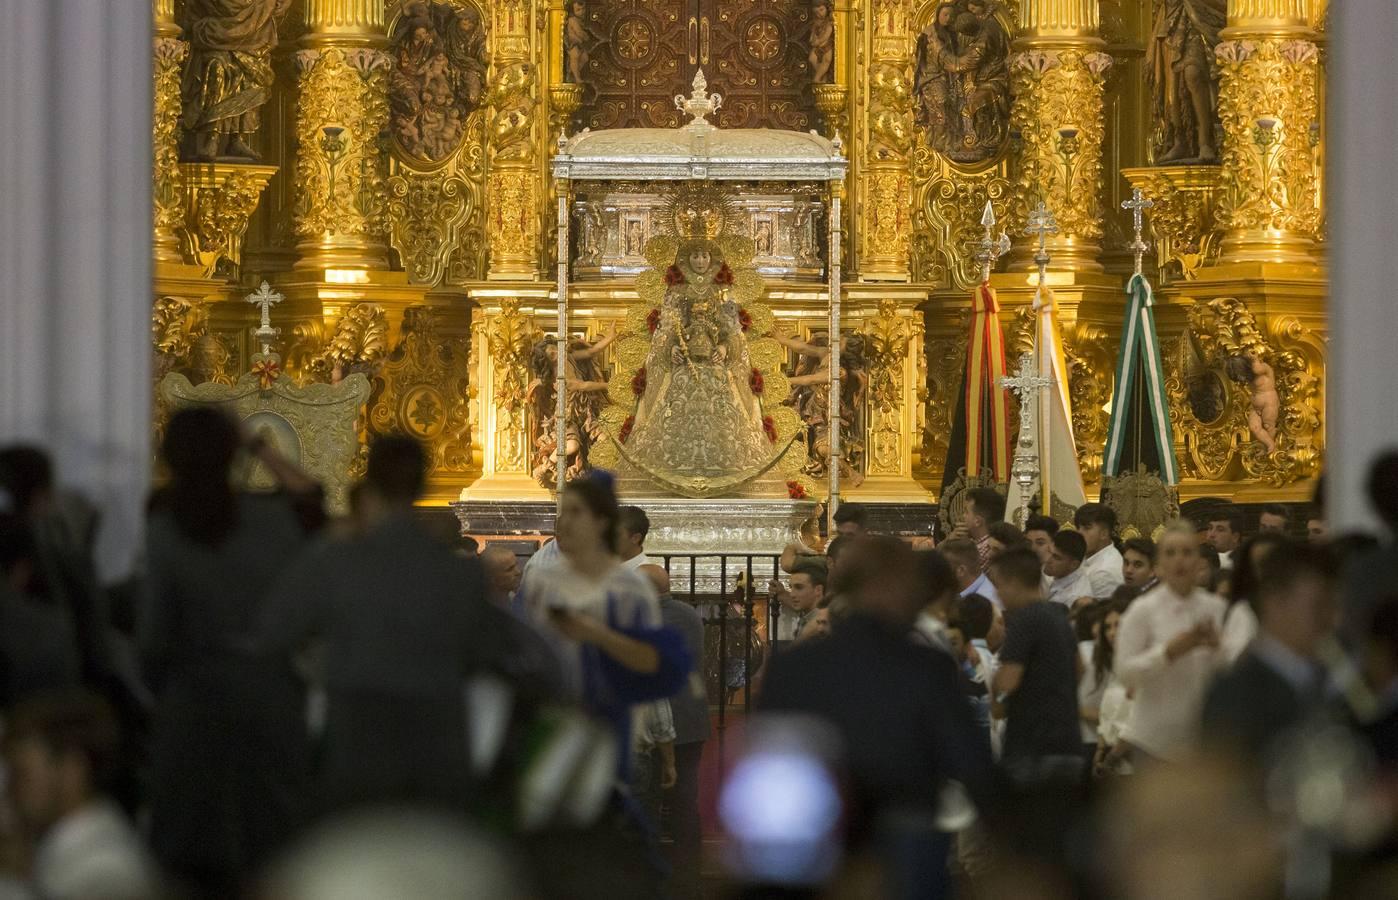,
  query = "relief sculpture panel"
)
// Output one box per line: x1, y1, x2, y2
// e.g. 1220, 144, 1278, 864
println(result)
389, 0, 488, 163
913, 0, 1012, 166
